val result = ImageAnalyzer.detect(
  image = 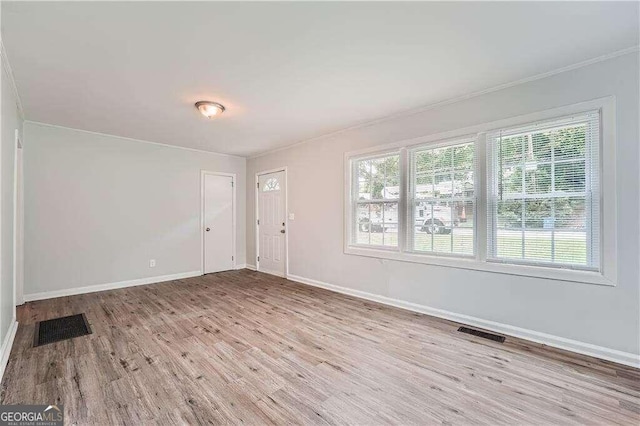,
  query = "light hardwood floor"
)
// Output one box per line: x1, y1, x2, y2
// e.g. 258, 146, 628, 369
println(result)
1, 270, 639, 425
